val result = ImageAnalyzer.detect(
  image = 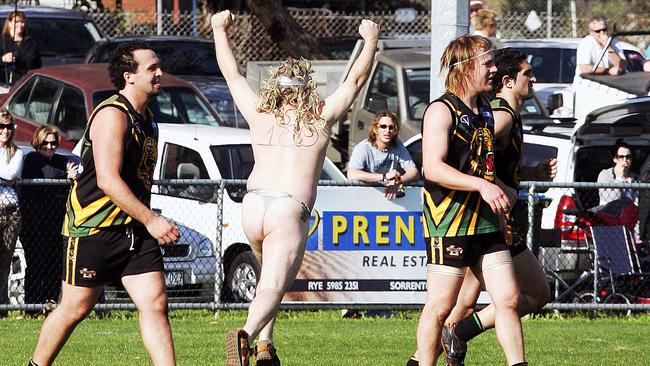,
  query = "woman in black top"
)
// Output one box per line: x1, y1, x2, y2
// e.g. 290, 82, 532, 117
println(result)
1, 10, 41, 84
19, 125, 77, 308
